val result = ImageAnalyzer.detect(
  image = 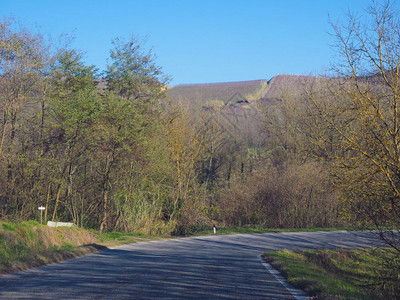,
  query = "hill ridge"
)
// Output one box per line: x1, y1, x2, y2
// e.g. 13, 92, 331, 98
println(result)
172, 79, 267, 88
167, 74, 317, 105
